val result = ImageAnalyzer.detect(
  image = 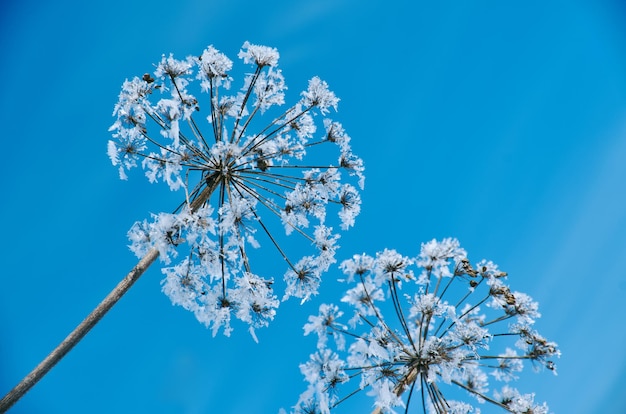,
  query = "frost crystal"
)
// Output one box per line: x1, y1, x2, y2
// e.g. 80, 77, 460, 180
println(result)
293, 239, 559, 413
108, 42, 364, 337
